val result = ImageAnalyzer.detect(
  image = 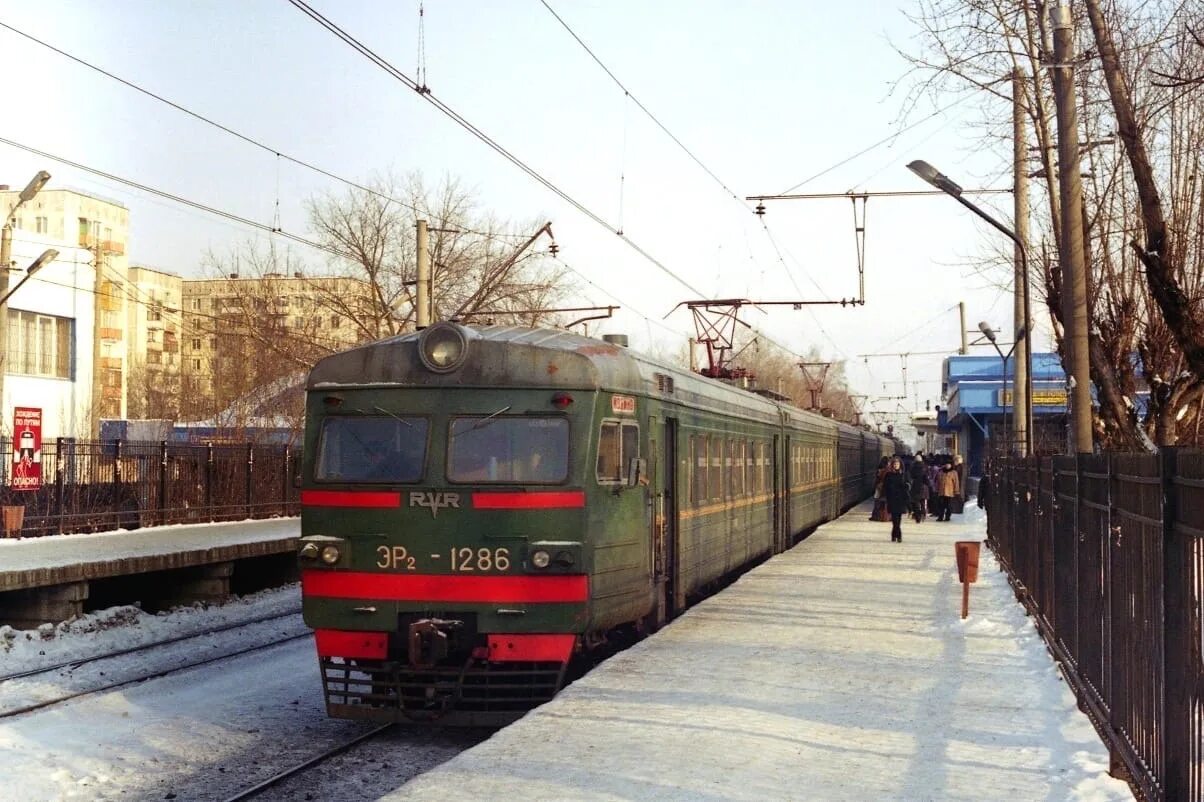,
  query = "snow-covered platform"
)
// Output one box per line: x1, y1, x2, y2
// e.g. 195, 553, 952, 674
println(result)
388, 504, 1133, 802
0, 519, 299, 626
